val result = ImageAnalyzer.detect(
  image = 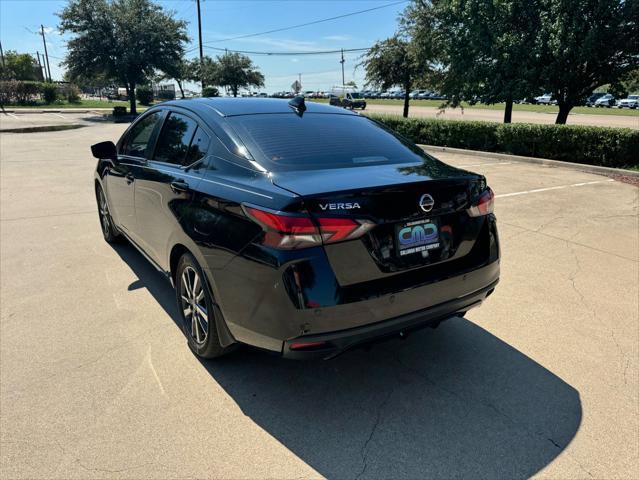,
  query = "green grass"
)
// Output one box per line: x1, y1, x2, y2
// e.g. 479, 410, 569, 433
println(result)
309, 98, 639, 116
3, 99, 151, 109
